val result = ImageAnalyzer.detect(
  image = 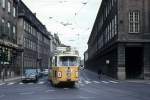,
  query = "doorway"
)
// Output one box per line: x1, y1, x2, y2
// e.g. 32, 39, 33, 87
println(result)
125, 47, 143, 79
